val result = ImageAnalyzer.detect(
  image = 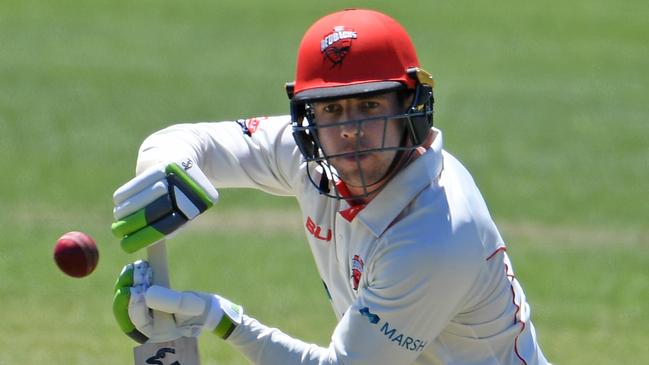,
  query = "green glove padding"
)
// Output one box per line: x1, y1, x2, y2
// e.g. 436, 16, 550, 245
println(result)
113, 262, 150, 344
111, 160, 219, 253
